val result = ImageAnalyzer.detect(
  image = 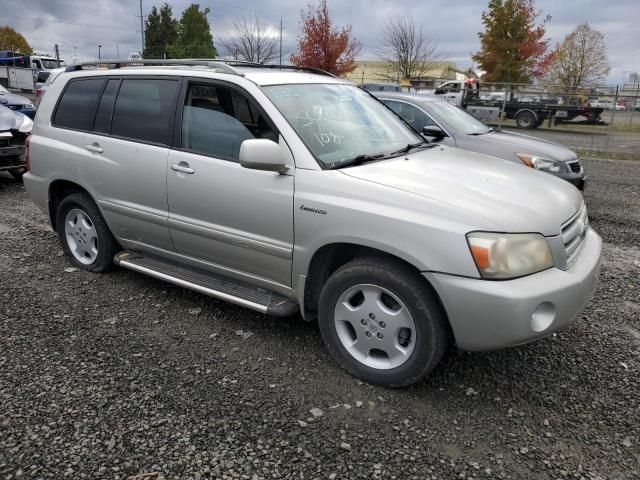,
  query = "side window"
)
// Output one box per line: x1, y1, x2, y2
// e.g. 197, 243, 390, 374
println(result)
111, 78, 179, 145
53, 78, 105, 131
384, 100, 436, 131
93, 79, 121, 134
181, 83, 278, 161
